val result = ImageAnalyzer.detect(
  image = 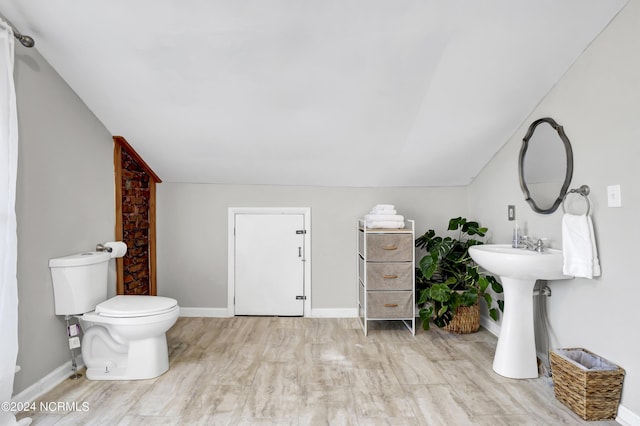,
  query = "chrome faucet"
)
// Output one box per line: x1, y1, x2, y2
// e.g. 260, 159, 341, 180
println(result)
520, 235, 546, 252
